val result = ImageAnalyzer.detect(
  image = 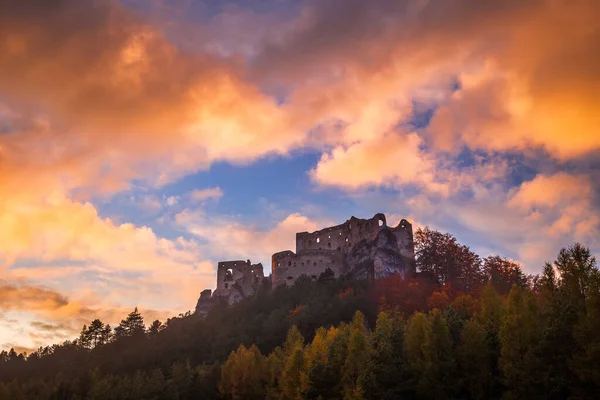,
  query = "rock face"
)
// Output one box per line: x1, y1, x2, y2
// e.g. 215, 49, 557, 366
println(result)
194, 289, 213, 317
346, 227, 410, 280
